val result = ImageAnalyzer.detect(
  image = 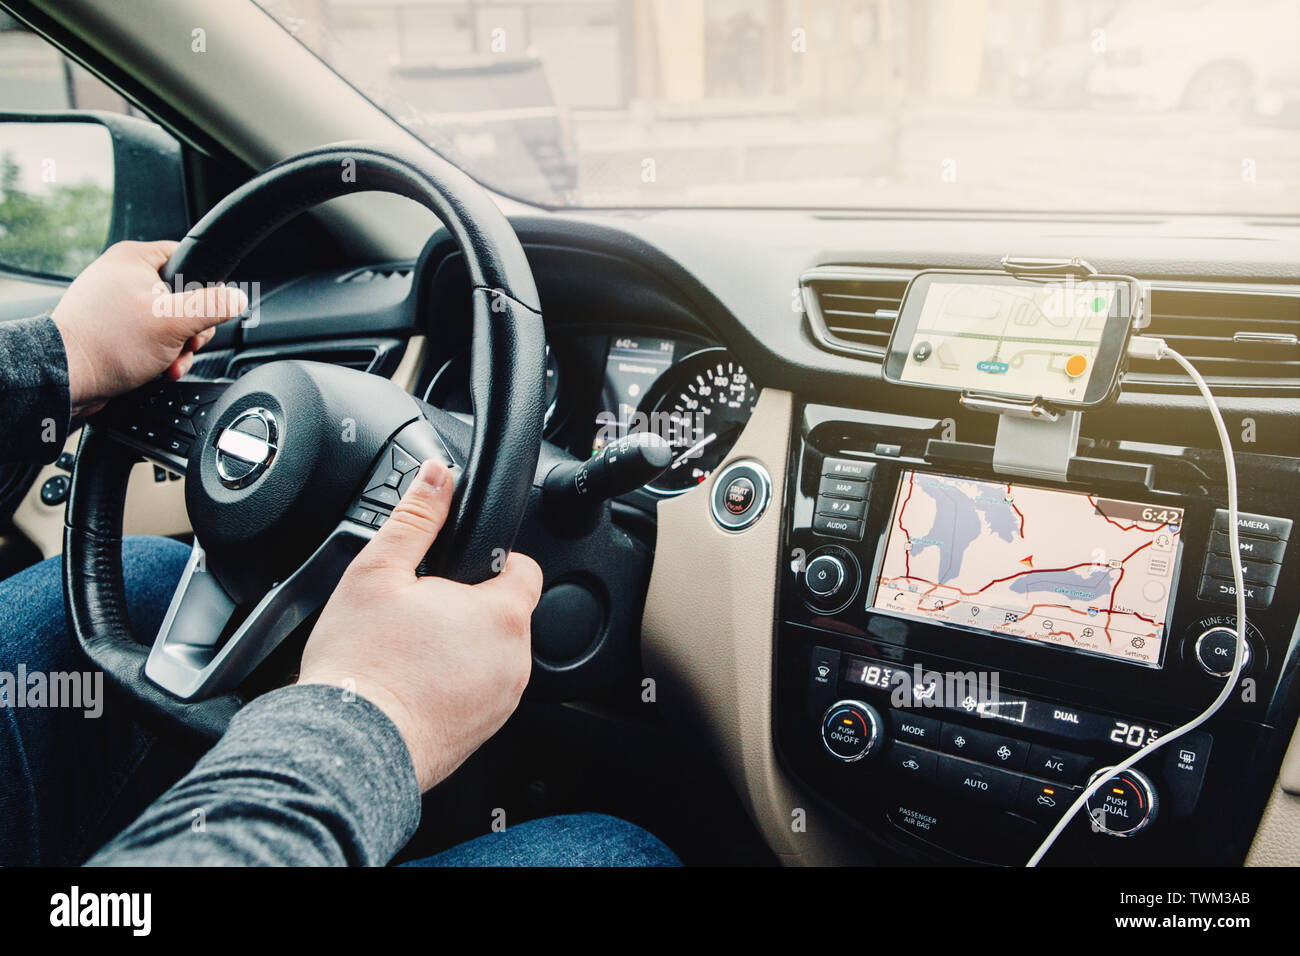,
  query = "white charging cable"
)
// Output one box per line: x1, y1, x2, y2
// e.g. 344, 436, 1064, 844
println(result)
1026, 335, 1247, 866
